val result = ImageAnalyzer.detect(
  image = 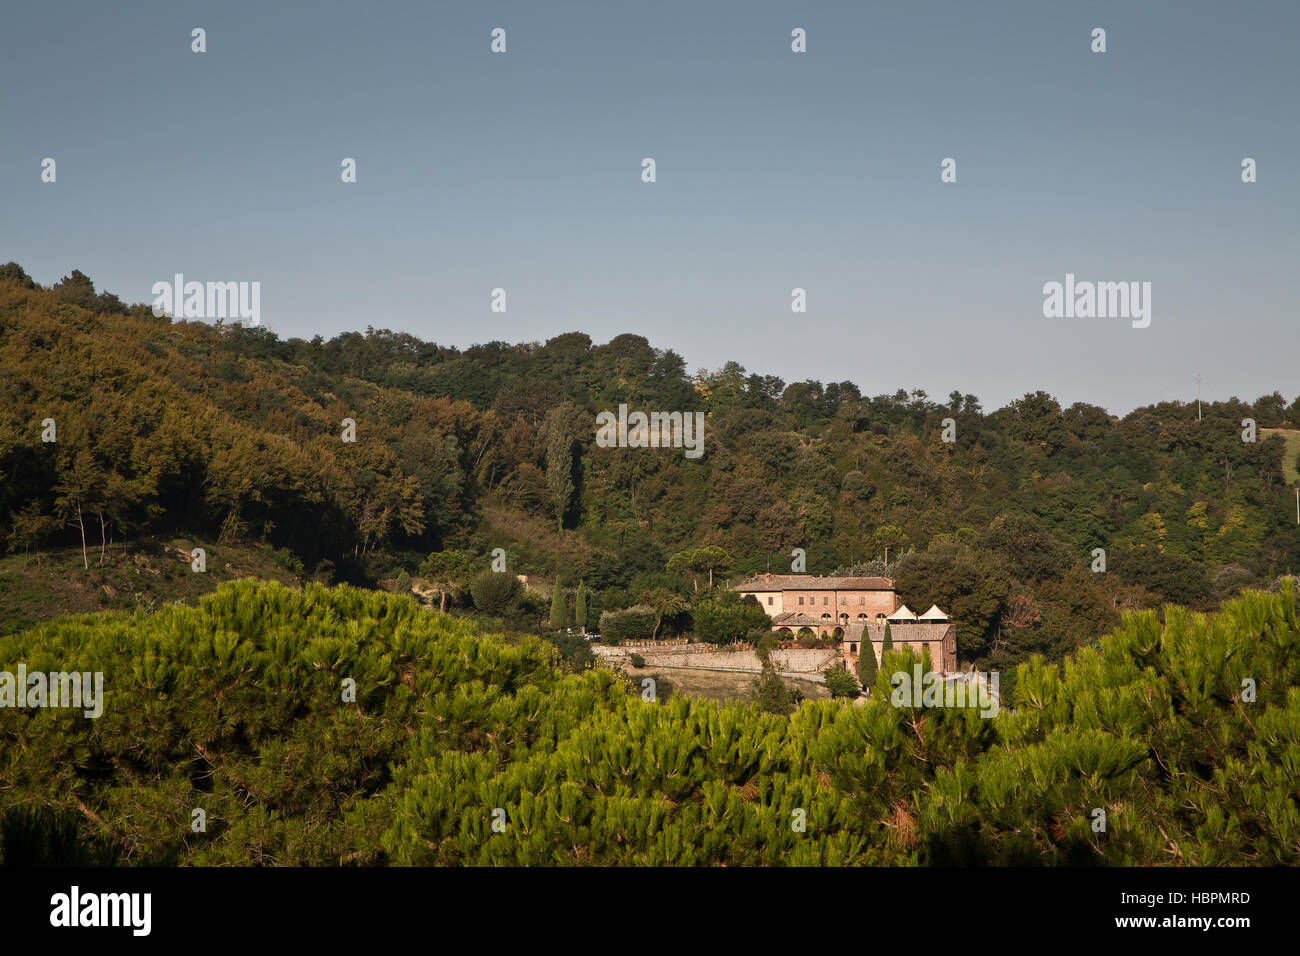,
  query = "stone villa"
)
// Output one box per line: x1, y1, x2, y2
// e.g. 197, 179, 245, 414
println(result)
733, 572, 958, 671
